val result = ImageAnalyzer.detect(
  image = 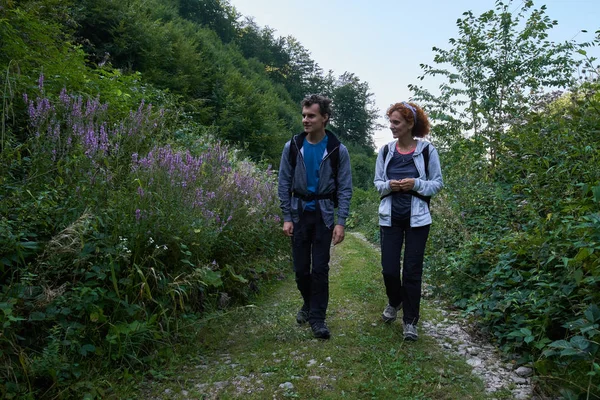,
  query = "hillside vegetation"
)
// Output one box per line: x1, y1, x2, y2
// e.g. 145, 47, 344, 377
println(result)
0, 0, 378, 398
